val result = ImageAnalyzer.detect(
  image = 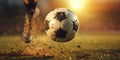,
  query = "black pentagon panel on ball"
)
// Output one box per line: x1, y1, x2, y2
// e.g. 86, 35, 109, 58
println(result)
73, 20, 78, 31
55, 28, 67, 38
44, 20, 50, 30
55, 12, 66, 21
